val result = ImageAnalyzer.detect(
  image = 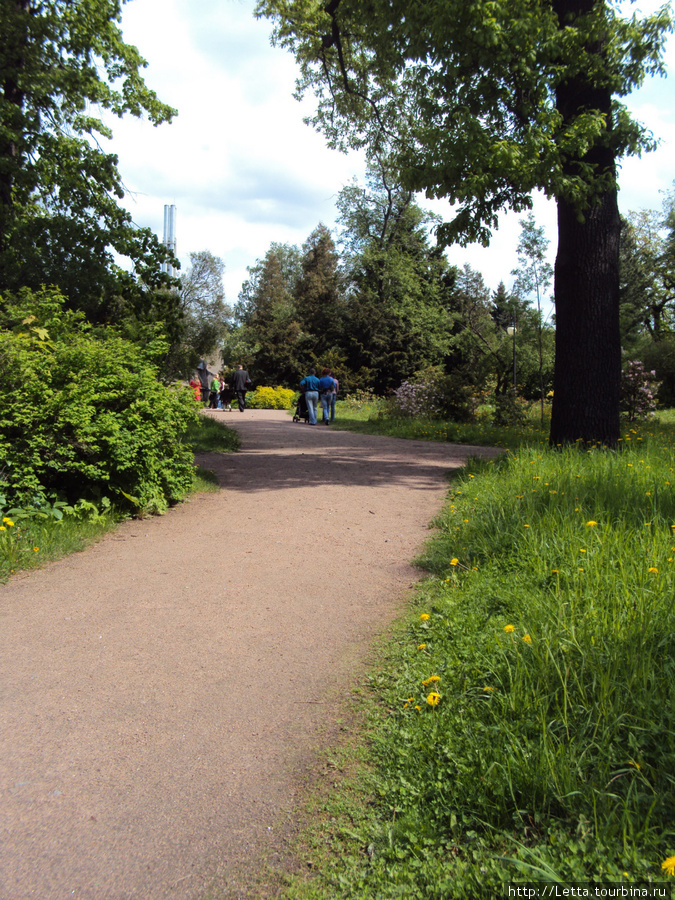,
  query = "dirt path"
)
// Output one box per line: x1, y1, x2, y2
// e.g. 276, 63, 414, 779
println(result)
0, 411, 499, 900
